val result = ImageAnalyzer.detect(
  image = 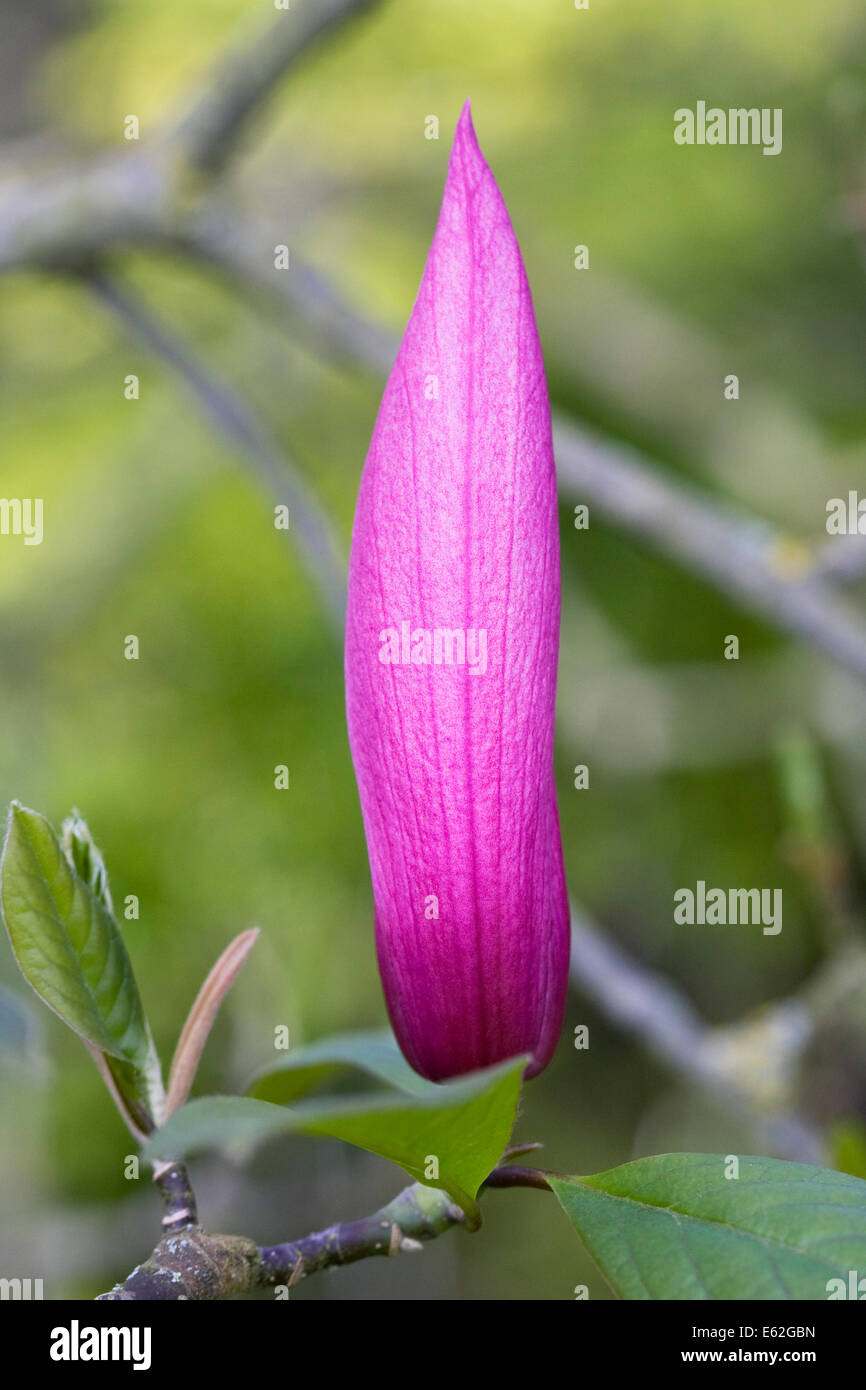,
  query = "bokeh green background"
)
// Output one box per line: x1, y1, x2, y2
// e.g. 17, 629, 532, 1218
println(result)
1, 0, 866, 1299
